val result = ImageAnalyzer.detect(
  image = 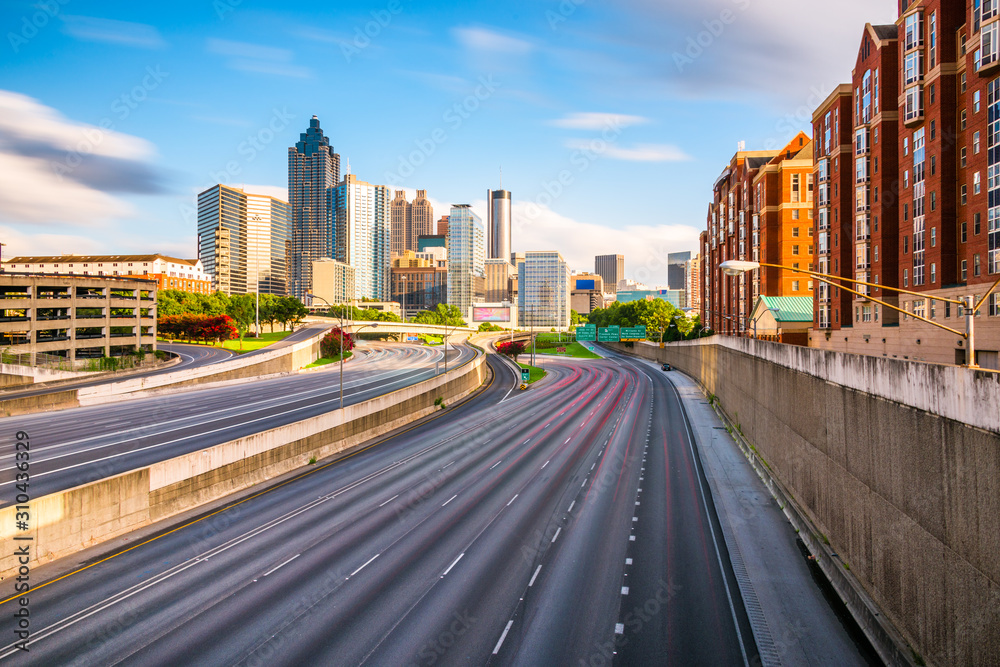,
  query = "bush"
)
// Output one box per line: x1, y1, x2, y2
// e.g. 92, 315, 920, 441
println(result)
320, 327, 354, 358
